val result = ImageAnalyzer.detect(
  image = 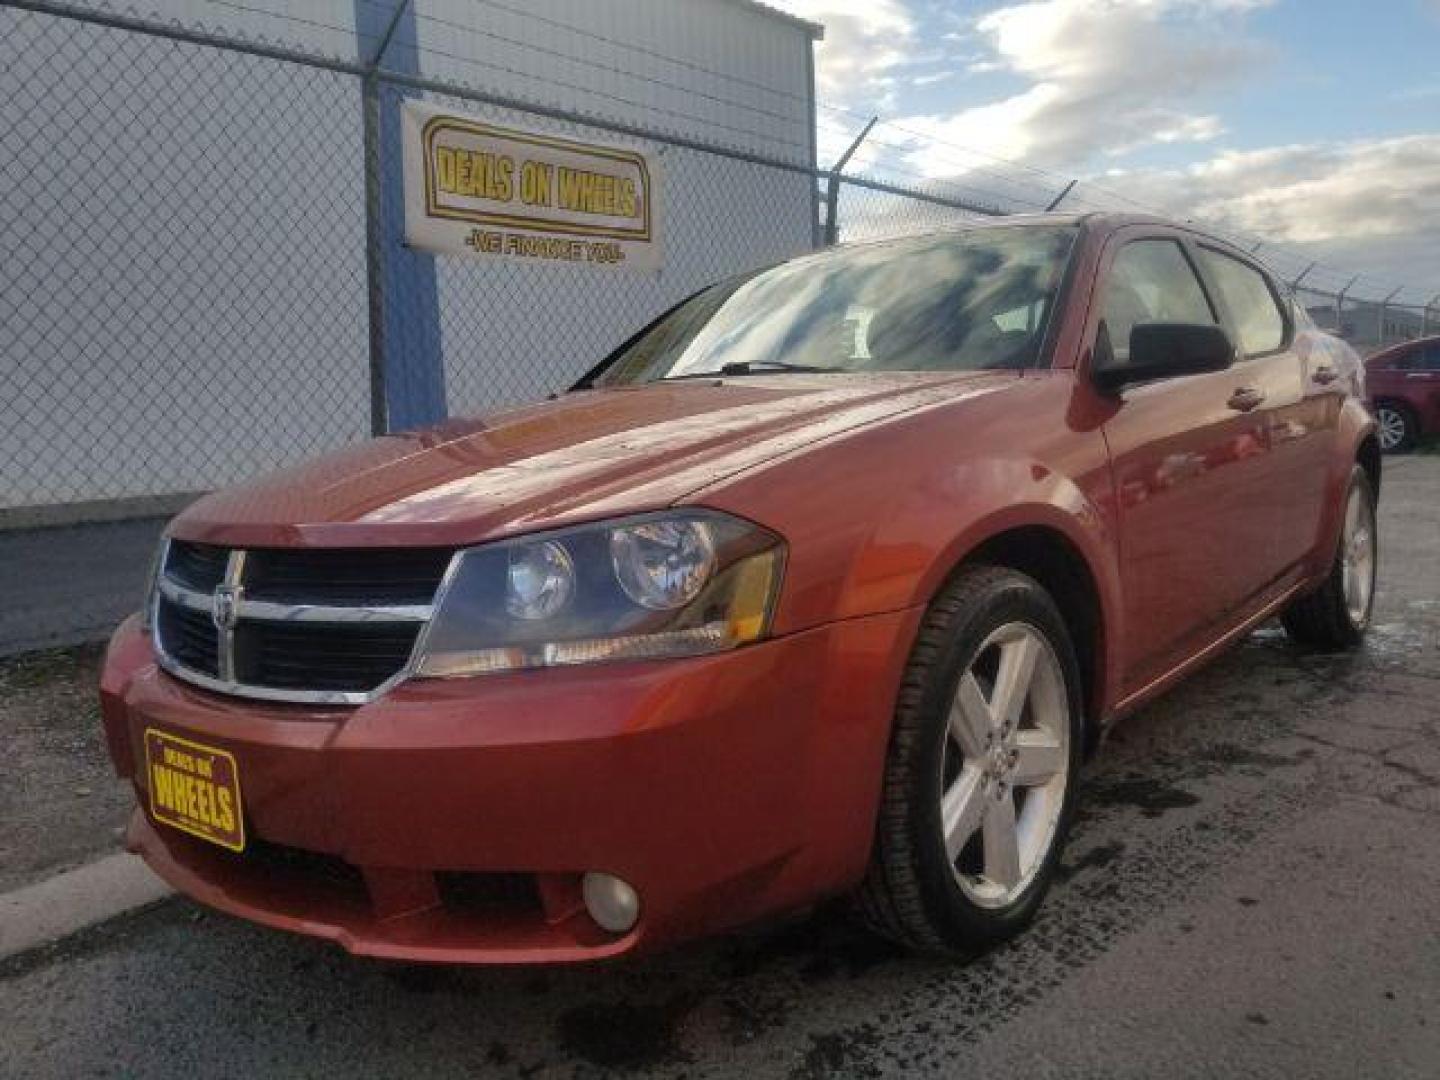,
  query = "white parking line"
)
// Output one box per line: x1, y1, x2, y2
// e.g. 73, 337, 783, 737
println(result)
0, 853, 172, 961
